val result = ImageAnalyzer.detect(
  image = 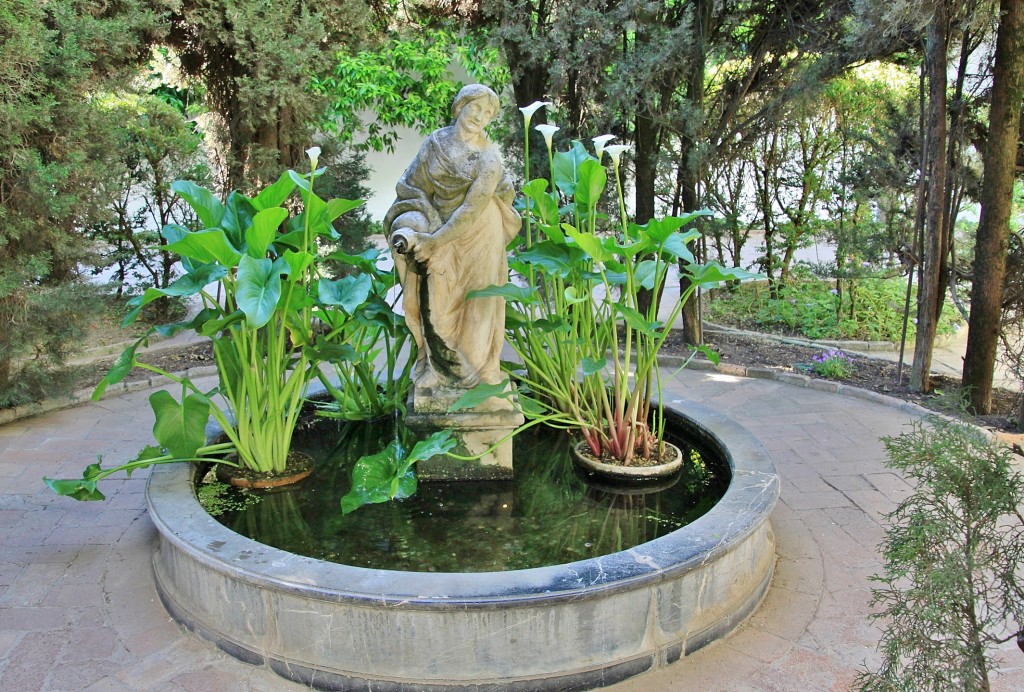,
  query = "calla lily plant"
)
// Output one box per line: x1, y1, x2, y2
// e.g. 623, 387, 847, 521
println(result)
473, 104, 757, 465
45, 157, 373, 499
